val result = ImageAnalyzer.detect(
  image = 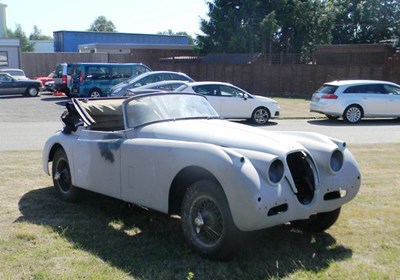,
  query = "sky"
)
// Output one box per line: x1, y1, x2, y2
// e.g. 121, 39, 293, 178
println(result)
0, 0, 209, 37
